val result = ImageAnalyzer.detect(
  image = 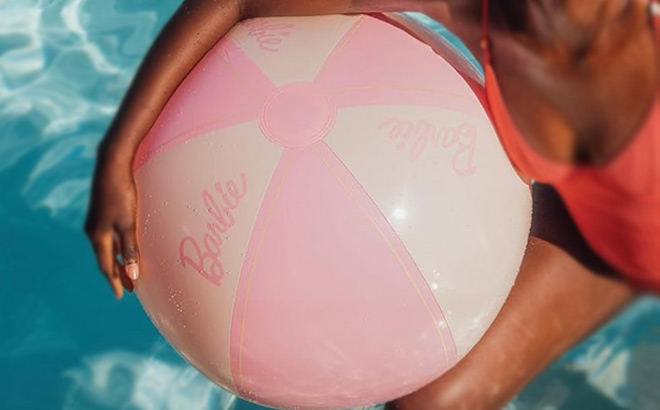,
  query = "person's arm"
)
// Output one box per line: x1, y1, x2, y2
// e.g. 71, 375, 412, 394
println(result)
99, 0, 442, 165
84, 0, 443, 299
